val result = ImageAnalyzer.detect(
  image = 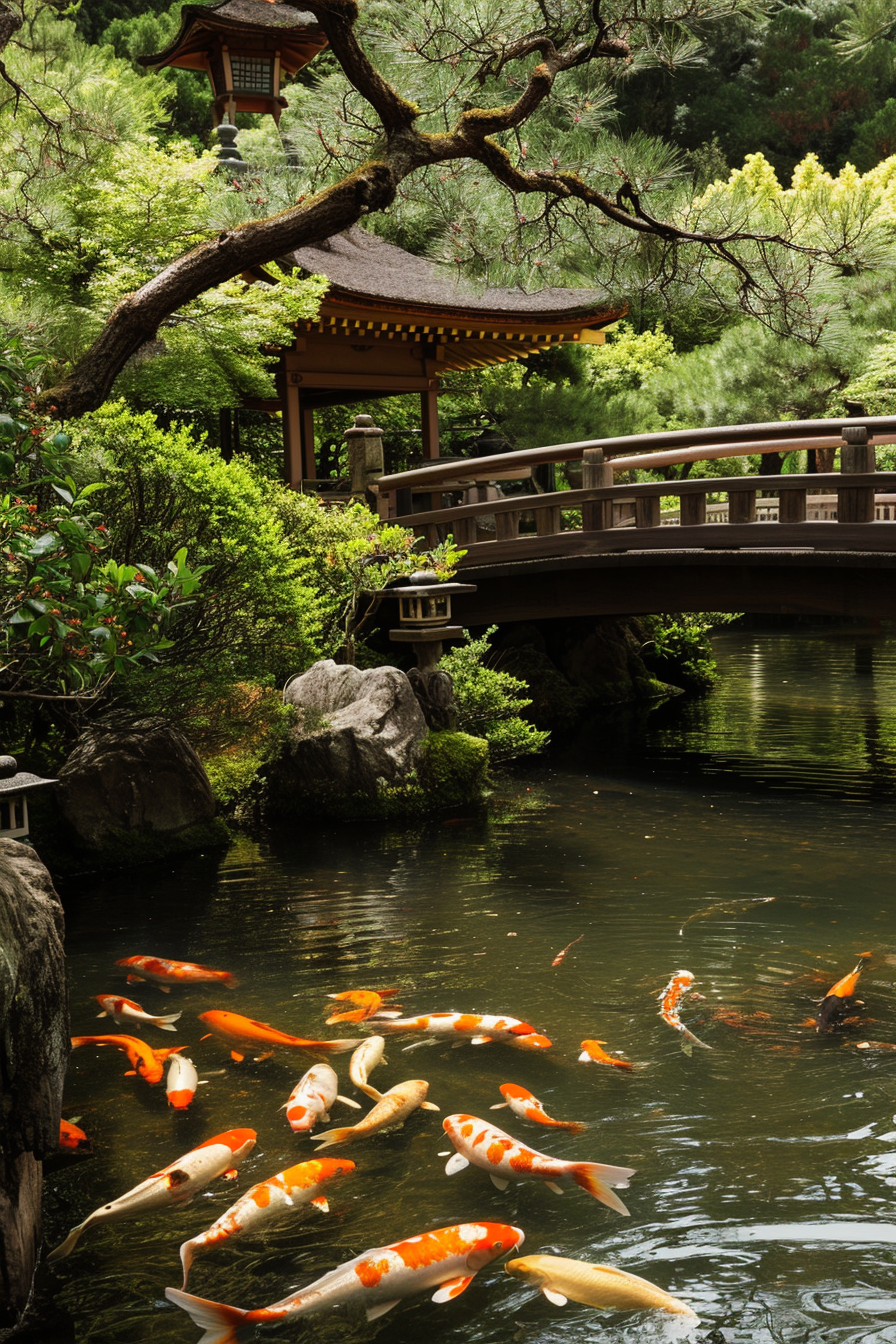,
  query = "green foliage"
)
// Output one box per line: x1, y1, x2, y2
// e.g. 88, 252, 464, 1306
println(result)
440, 628, 550, 765
273, 491, 464, 663
0, 331, 204, 704
100, 2, 212, 143
66, 403, 322, 719
641, 613, 737, 692
416, 731, 490, 808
